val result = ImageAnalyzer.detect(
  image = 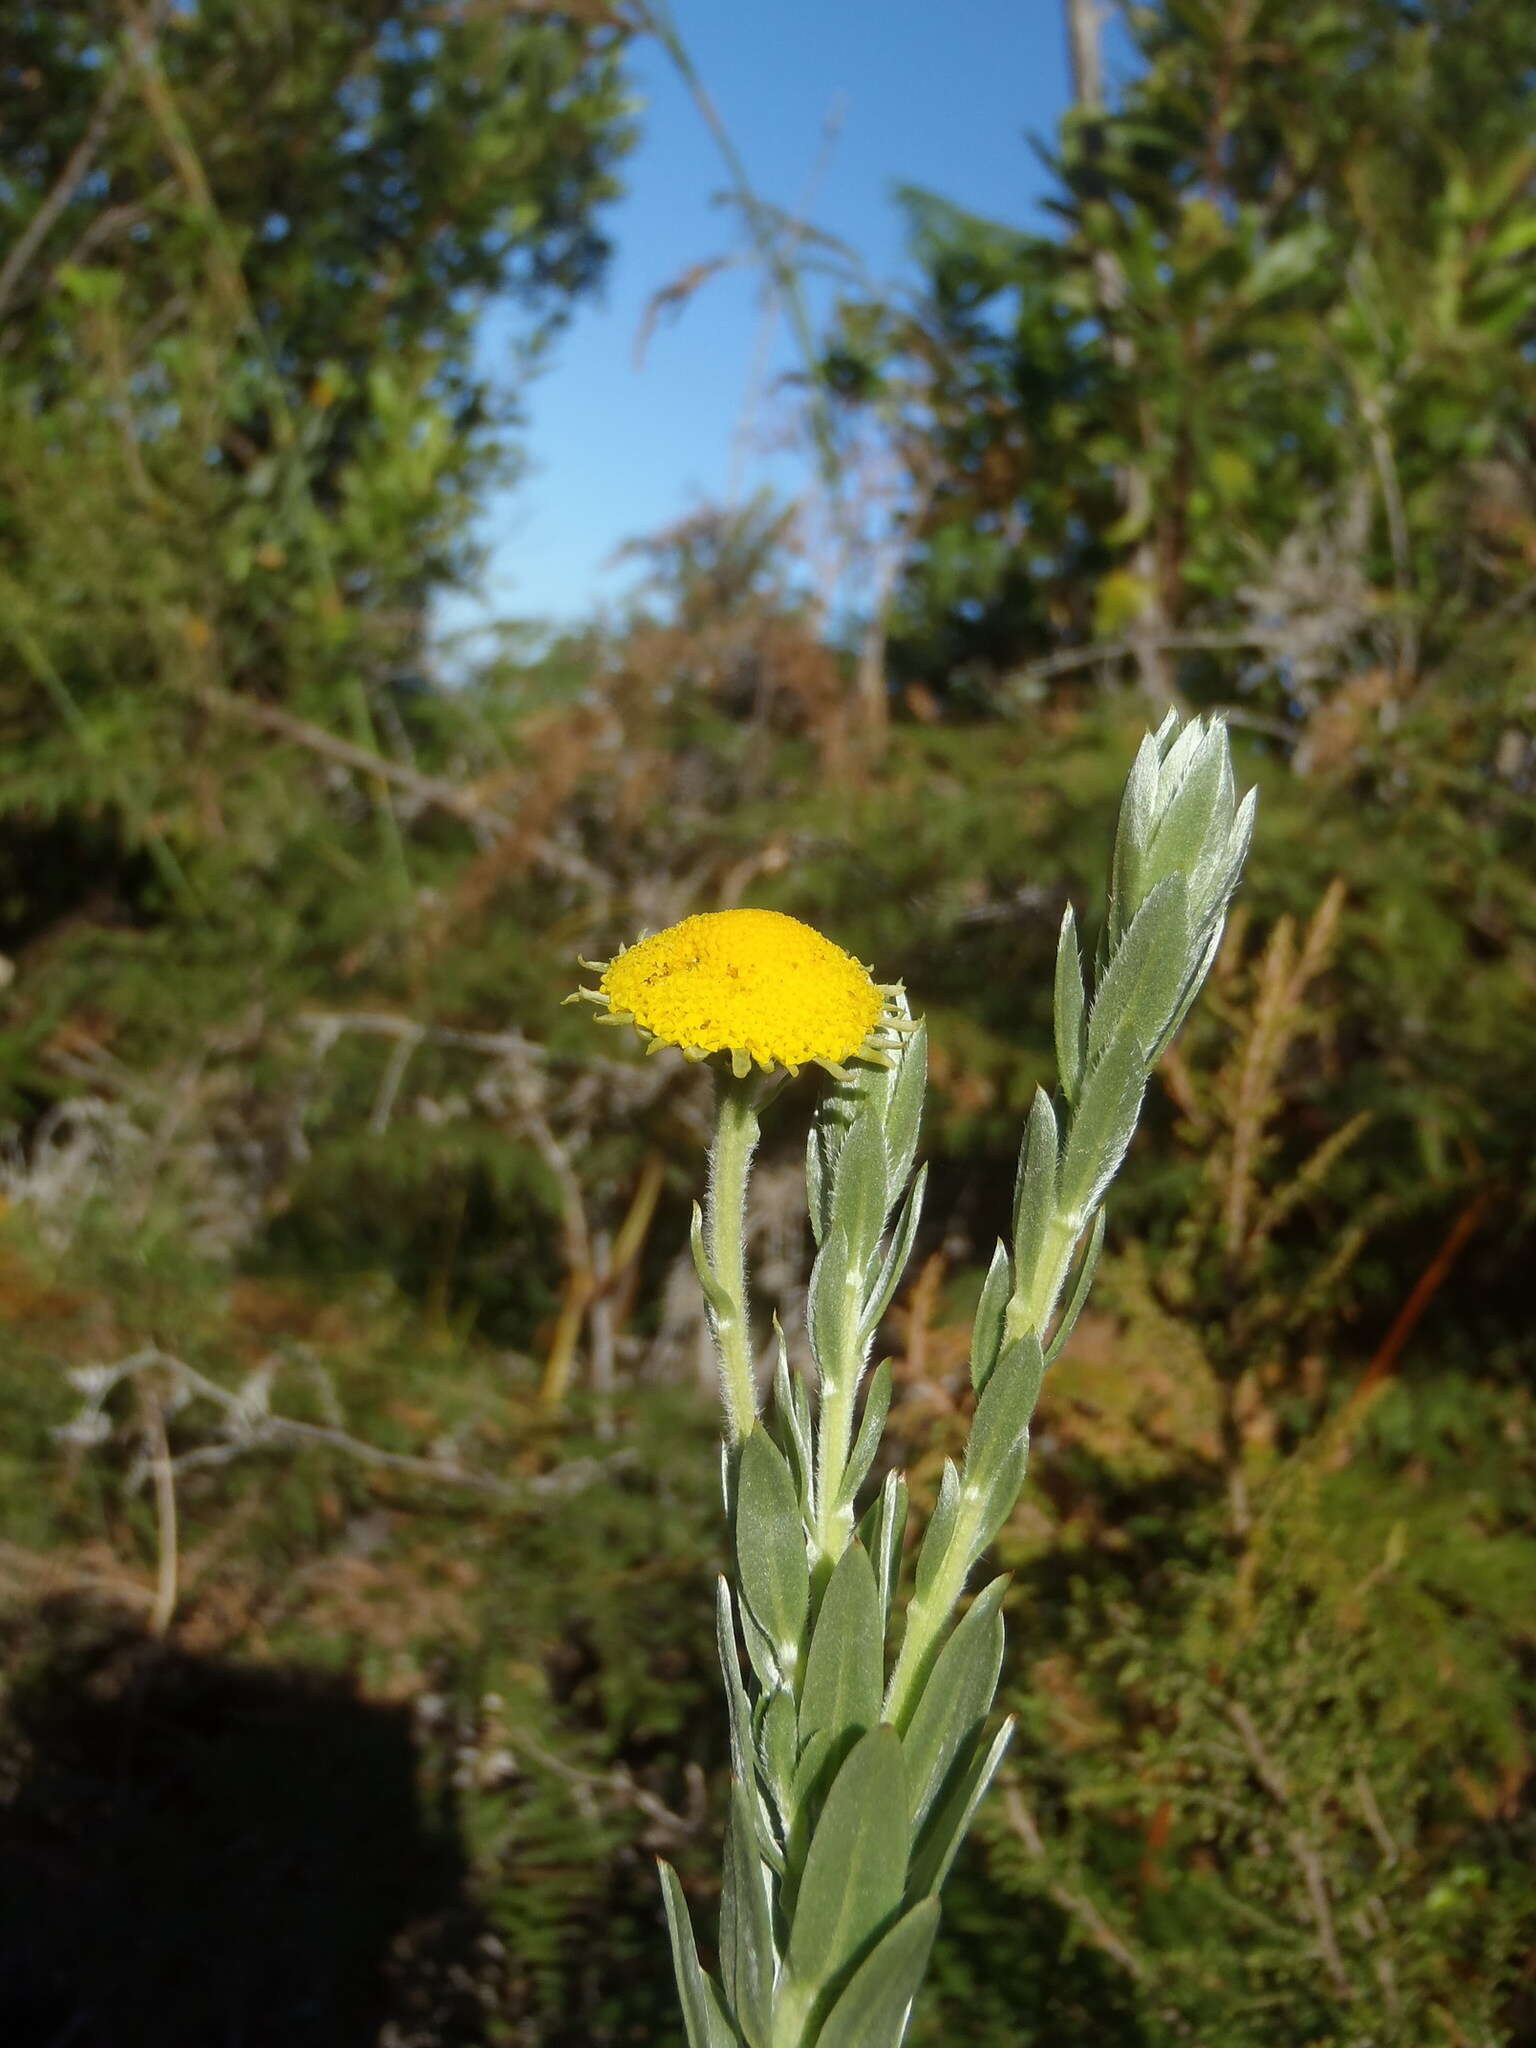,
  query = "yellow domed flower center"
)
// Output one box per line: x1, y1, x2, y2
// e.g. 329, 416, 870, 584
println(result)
598, 909, 884, 1074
